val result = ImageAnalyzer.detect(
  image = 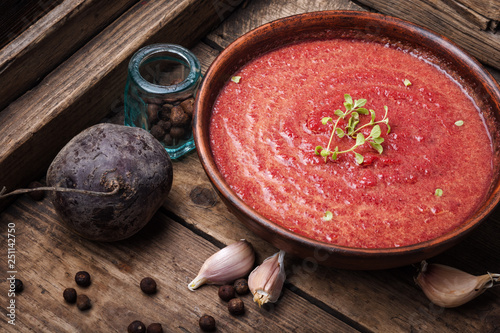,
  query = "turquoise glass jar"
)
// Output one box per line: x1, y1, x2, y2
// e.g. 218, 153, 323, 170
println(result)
124, 44, 201, 159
